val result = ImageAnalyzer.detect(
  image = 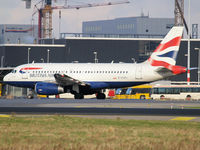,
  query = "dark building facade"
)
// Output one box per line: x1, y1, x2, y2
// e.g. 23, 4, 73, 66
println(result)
1, 38, 200, 82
